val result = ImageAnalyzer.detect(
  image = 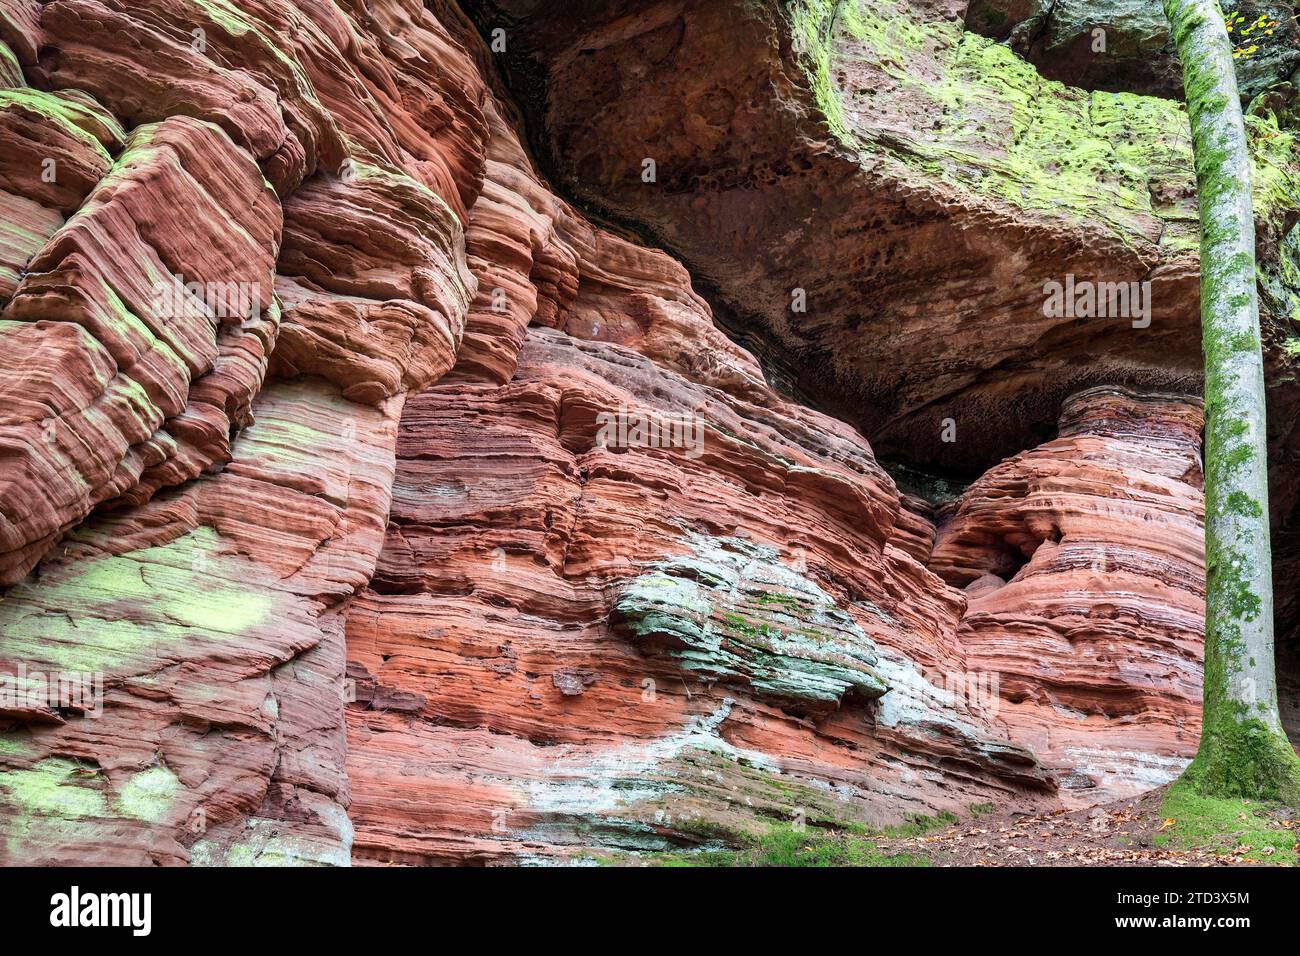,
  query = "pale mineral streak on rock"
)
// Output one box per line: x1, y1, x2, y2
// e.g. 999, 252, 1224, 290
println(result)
342, 240, 1054, 863
611, 534, 891, 711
